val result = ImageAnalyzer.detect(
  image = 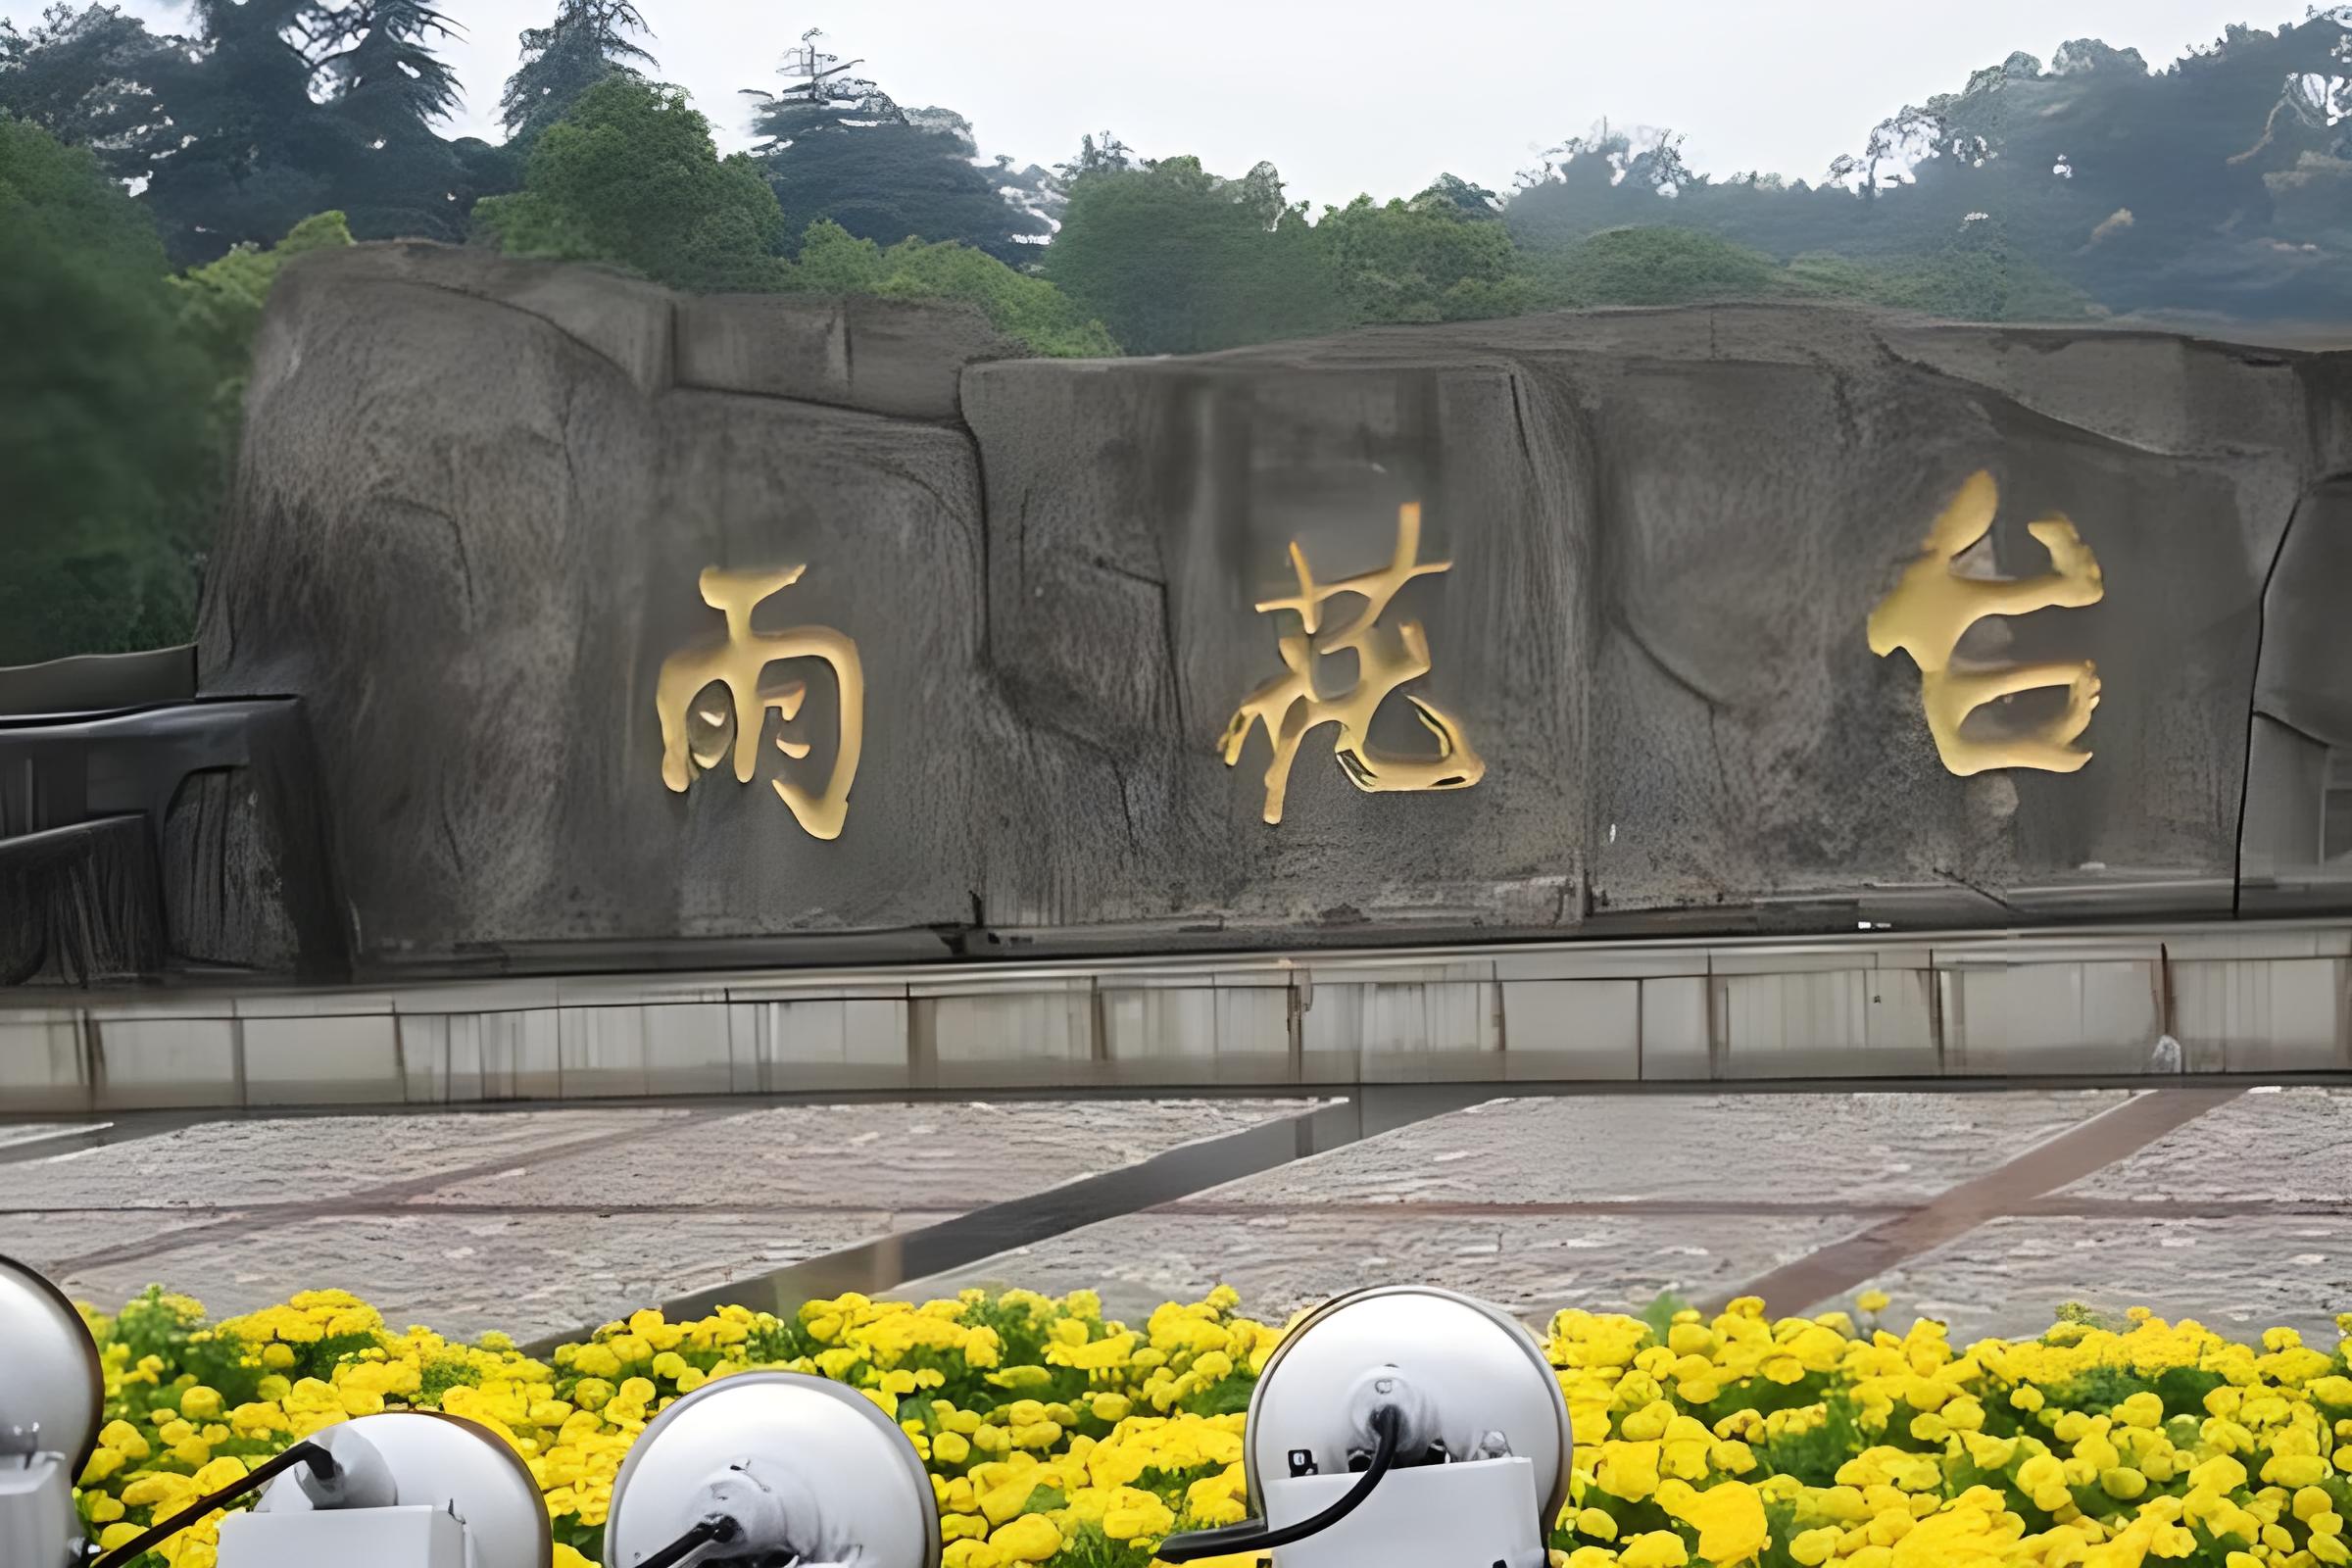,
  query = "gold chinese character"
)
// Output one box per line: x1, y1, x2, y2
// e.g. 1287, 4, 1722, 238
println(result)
1868, 469, 2105, 776
656, 565, 864, 840
1219, 502, 1485, 824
